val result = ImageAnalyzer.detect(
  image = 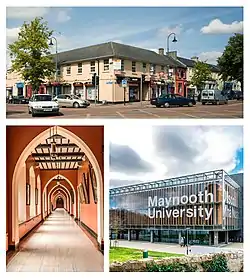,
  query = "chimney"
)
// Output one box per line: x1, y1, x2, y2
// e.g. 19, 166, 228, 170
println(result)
191, 56, 199, 62
158, 48, 164, 55
167, 51, 177, 59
